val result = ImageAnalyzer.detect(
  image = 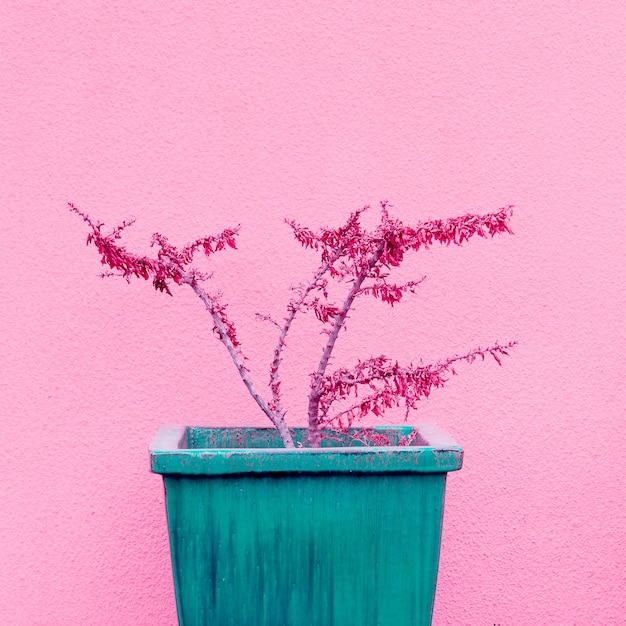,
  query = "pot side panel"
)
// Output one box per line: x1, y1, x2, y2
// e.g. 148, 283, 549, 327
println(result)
164, 472, 446, 626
